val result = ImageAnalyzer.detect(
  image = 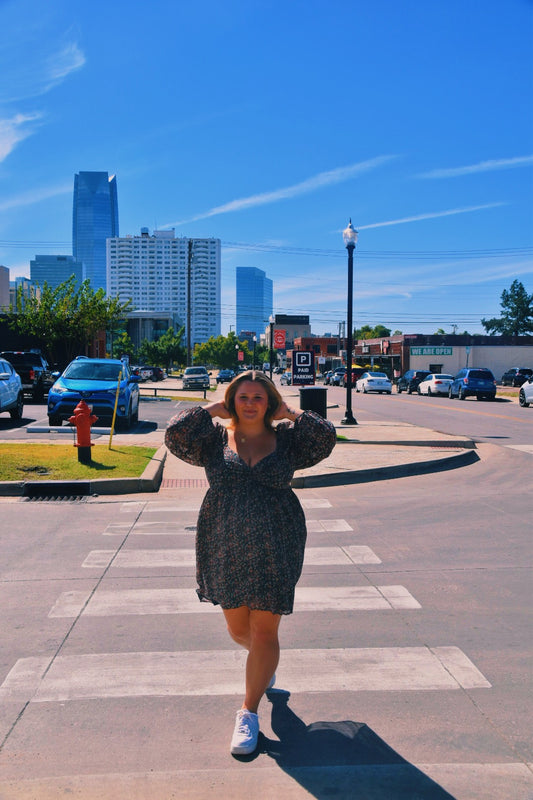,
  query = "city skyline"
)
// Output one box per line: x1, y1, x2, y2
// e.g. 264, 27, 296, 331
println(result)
0, 0, 531, 336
